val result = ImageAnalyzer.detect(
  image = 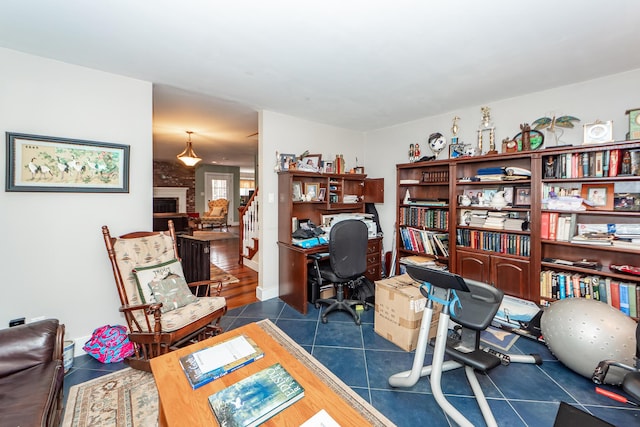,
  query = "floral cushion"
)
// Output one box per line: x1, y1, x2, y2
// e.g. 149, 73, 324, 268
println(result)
208, 206, 223, 217
148, 275, 197, 313
133, 258, 185, 304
